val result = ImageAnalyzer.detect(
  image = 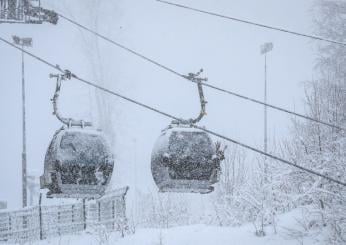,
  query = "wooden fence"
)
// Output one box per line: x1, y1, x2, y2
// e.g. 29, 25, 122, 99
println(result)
0, 187, 129, 243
